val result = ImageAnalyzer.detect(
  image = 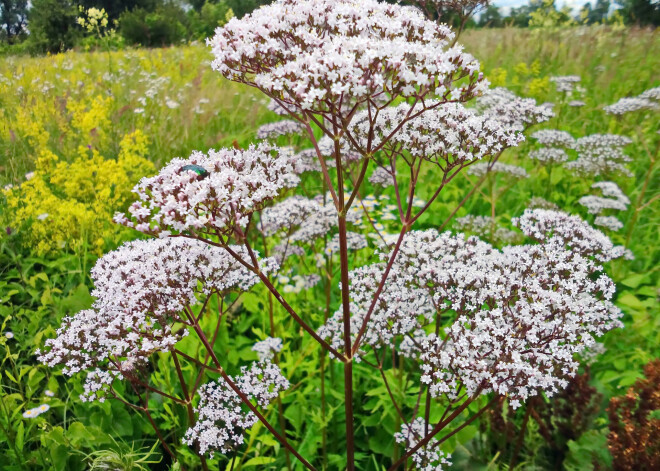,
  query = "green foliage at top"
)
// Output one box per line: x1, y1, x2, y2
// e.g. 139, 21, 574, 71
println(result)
0, 0, 28, 43
25, 0, 79, 54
